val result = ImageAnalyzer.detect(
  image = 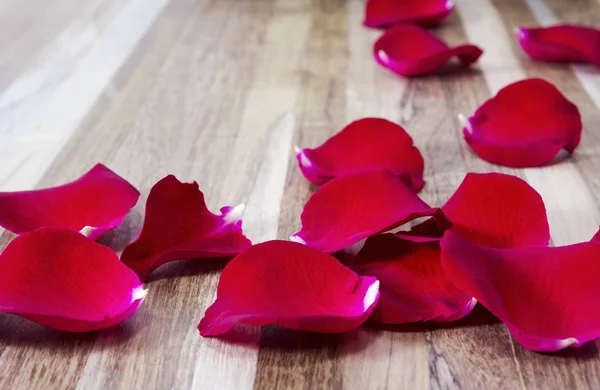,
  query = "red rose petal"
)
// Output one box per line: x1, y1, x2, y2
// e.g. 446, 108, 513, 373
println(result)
121, 175, 252, 281
351, 234, 474, 324
198, 240, 380, 336
441, 230, 600, 351
462, 78, 582, 167
442, 173, 549, 248
364, 0, 454, 28
374, 24, 483, 77
516, 25, 600, 68
296, 118, 425, 191
0, 164, 139, 240
0, 227, 145, 332
292, 170, 438, 253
